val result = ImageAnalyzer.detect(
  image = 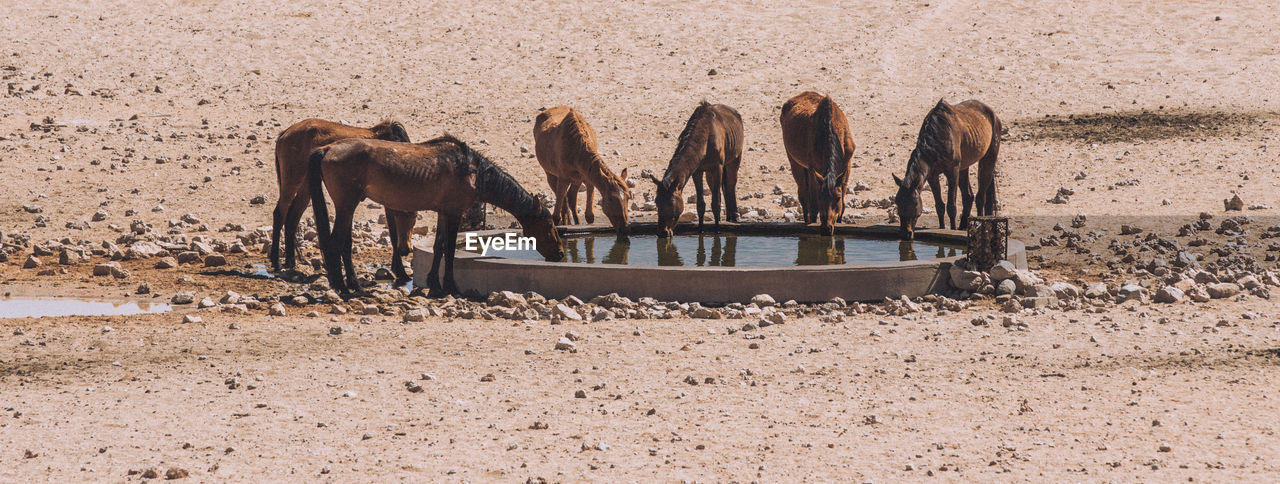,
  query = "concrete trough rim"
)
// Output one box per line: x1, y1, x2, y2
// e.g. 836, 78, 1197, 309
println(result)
411, 222, 1026, 303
